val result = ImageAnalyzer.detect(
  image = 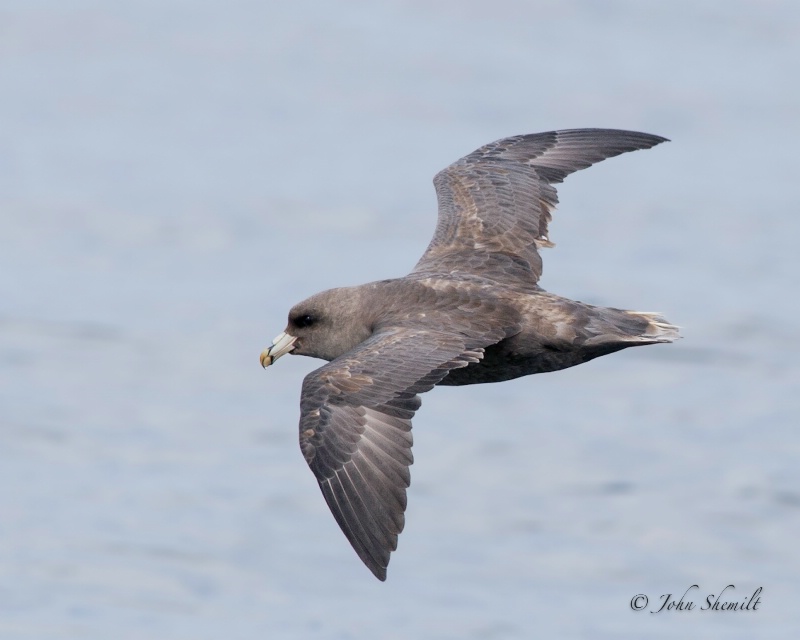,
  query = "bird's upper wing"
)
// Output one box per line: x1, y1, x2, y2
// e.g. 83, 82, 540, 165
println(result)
298, 326, 489, 580
412, 128, 667, 284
